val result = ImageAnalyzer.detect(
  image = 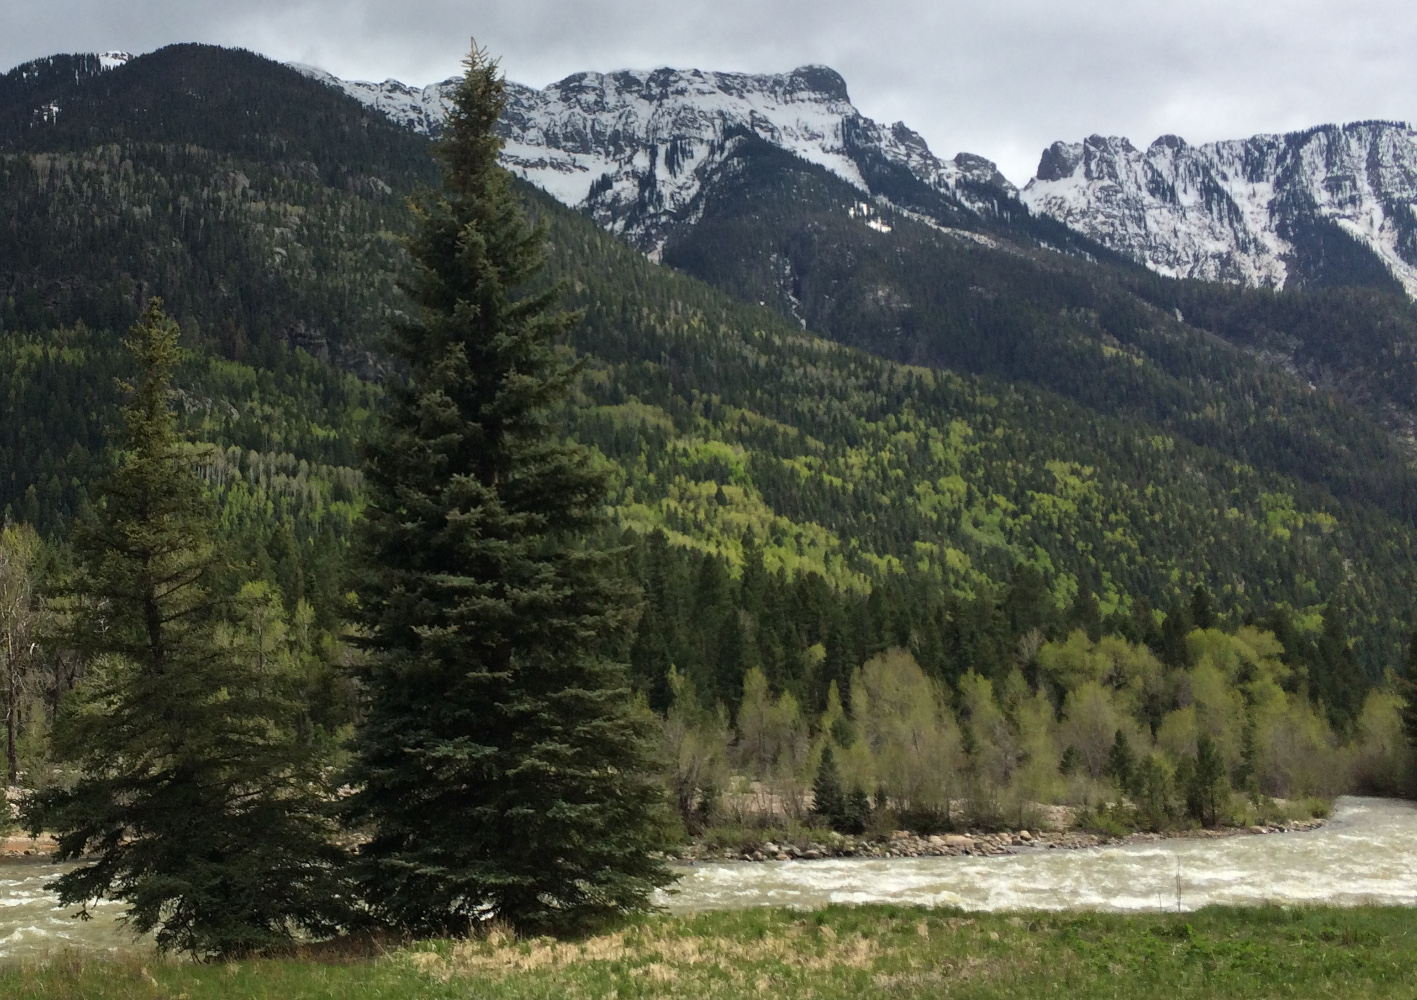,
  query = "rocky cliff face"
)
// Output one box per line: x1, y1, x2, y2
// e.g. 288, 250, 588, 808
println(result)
1021, 123, 1417, 296
292, 63, 1016, 252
